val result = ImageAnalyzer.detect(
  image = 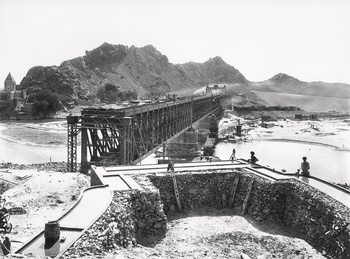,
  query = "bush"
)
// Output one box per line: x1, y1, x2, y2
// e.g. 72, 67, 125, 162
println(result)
28, 91, 62, 118
97, 83, 137, 103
